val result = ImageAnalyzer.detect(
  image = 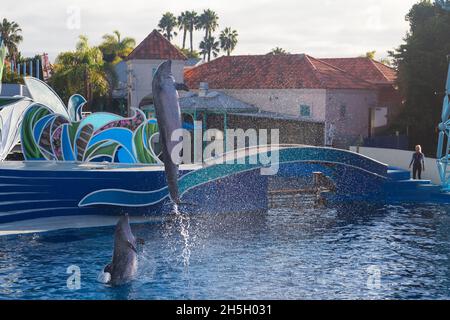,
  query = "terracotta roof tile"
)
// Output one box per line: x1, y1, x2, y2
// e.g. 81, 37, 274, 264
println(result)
320, 57, 397, 84
184, 54, 375, 90
126, 29, 187, 61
